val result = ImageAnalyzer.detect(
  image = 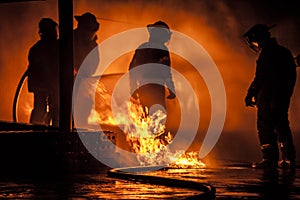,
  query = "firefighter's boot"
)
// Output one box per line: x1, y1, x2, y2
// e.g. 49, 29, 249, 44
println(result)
278, 142, 295, 168
252, 144, 278, 169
